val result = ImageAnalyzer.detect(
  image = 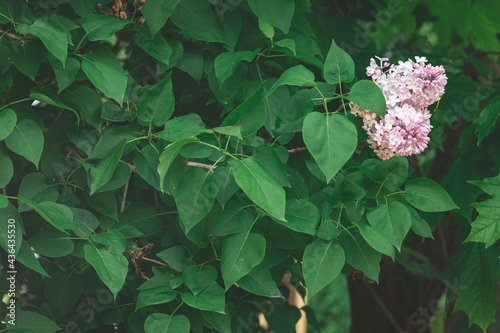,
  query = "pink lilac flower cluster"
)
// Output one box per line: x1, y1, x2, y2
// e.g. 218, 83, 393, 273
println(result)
351, 56, 447, 160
